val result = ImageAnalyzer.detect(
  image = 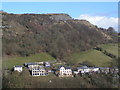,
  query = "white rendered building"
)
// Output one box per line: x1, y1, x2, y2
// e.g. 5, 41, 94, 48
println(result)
14, 66, 23, 72
32, 66, 48, 76
44, 62, 50, 67
26, 63, 39, 70
90, 67, 99, 72
58, 66, 73, 77
77, 66, 99, 74
77, 66, 91, 73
